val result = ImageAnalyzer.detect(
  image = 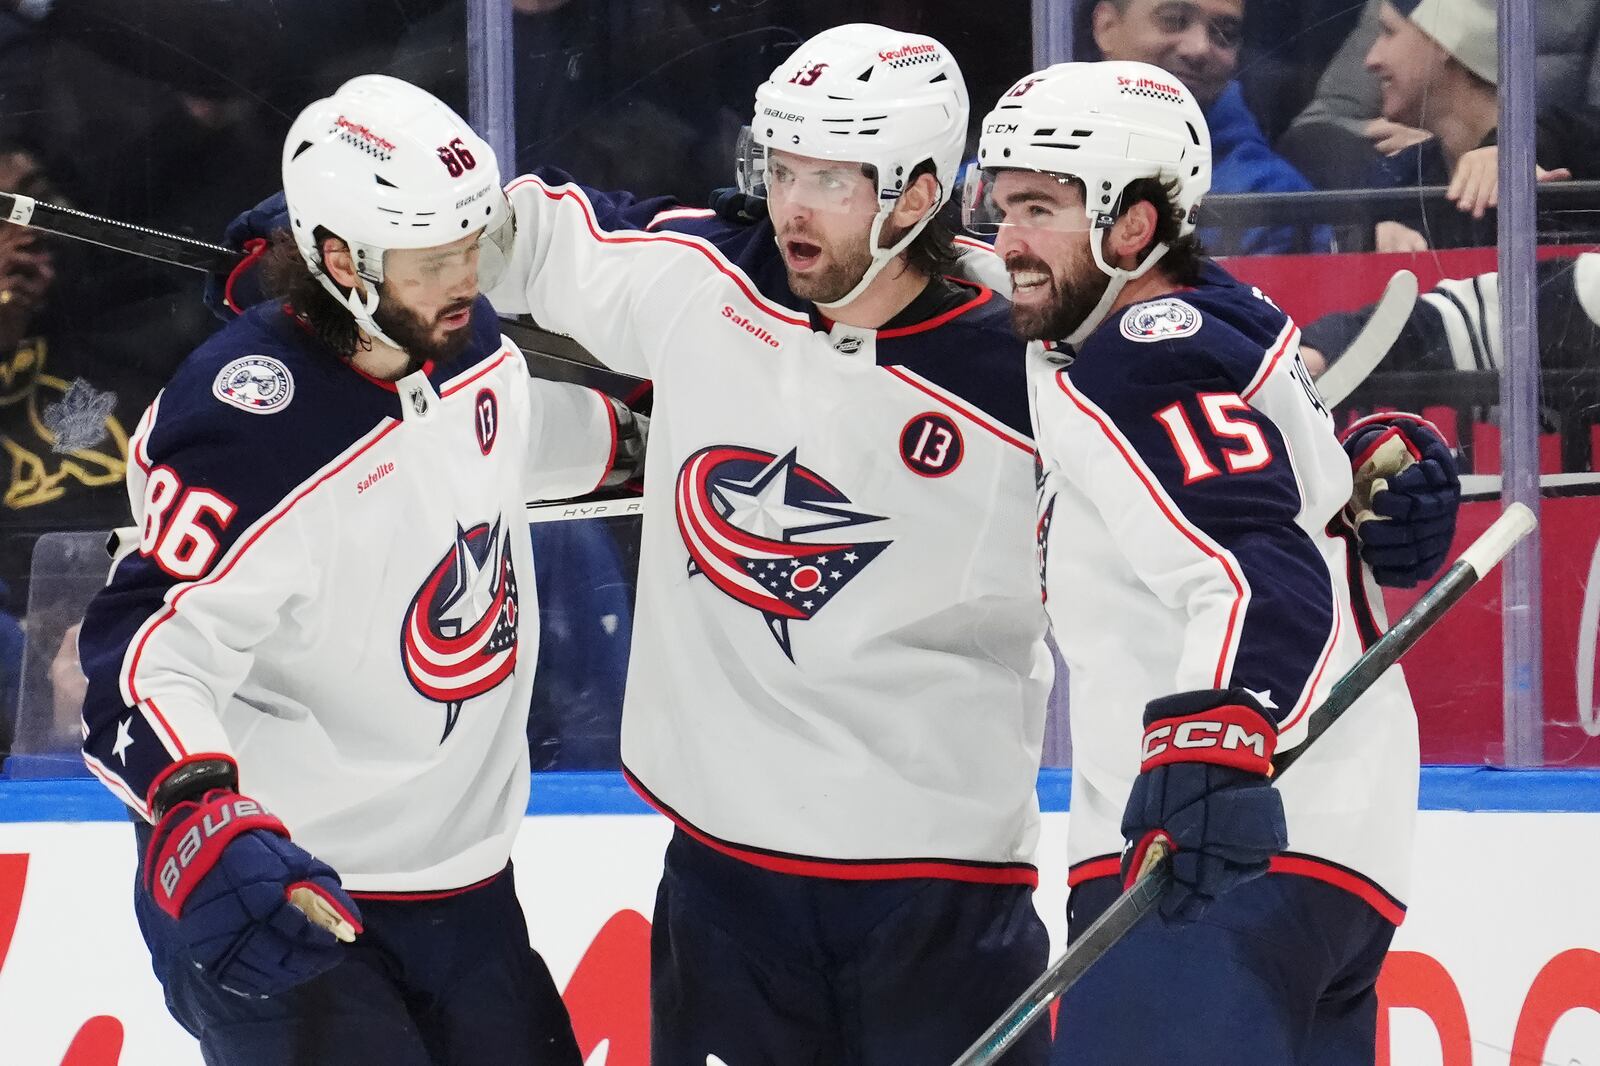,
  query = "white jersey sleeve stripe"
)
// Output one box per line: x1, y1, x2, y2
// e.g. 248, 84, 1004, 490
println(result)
1053, 368, 1250, 689
1242, 320, 1299, 402
647, 207, 716, 230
